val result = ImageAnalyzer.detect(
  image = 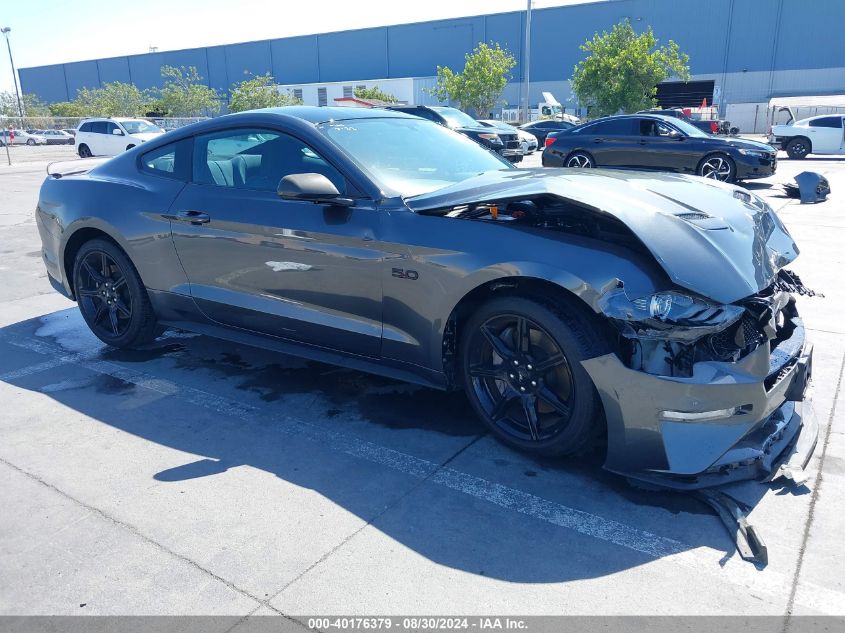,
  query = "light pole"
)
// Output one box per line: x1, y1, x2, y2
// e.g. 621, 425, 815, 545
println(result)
522, 0, 532, 124
1, 27, 24, 119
